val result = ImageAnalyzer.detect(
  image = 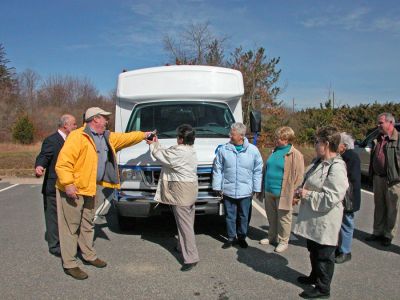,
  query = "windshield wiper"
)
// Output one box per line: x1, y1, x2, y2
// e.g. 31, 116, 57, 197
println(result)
157, 133, 176, 138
